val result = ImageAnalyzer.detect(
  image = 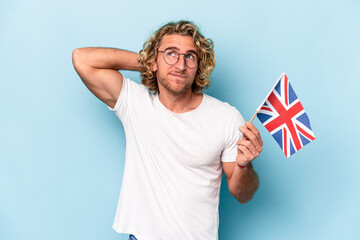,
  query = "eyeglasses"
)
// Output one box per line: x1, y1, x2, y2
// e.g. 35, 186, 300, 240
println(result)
158, 49, 199, 69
